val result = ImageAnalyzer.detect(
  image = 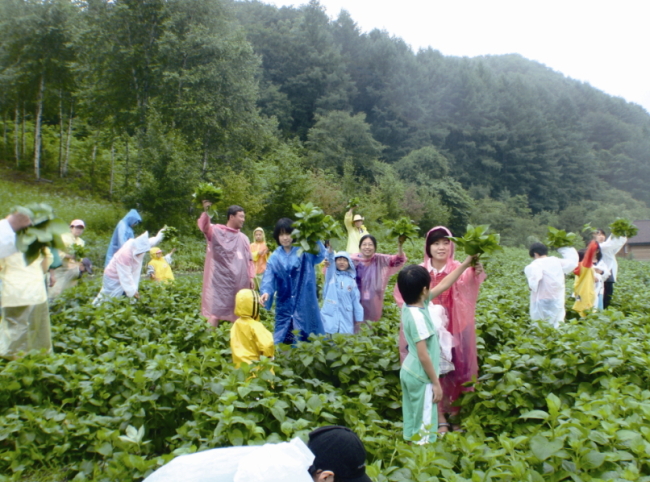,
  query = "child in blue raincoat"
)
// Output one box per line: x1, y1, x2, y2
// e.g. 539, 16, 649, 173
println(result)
259, 218, 326, 345
321, 249, 364, 334
105, 209, 141, 267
